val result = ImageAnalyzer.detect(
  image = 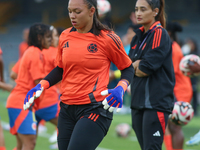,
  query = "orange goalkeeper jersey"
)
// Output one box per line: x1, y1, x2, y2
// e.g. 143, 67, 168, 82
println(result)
55, 27, 132, 105
172, 41, 192, 102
